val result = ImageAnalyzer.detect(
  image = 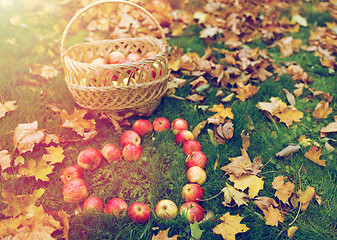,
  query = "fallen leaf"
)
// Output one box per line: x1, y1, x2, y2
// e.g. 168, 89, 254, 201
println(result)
254, 196, 278, 211
208, 104, 234, 124
304, 145, 326, 166
221, 149, 252, 178
151, 228, 179, 240
13, 121, 45, 154
192, 120, 207, 139
291, 14, 307, 27
222, 183, 249, 207
235, 83, 260, 102
59, 108, 97, 140
190, 220, 204, 239
213, 213, 249, 240
312, 101, 333, 119
298, 186, 315, 210
41, 146, 65, 165
0, 101, 17, 119
283, 88, 296, 107
320, 116, 337, 137
186, 93, 205, 102
17, 158, 55, 181
262, 205, 284, 226
272, 176, 295, 204
298, 135, 312, 147
275, 145, 301, 158
288, 226, 298, 239
0, 150, 11, 170
241, 130, 250, 151
228, 174, 264, 198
